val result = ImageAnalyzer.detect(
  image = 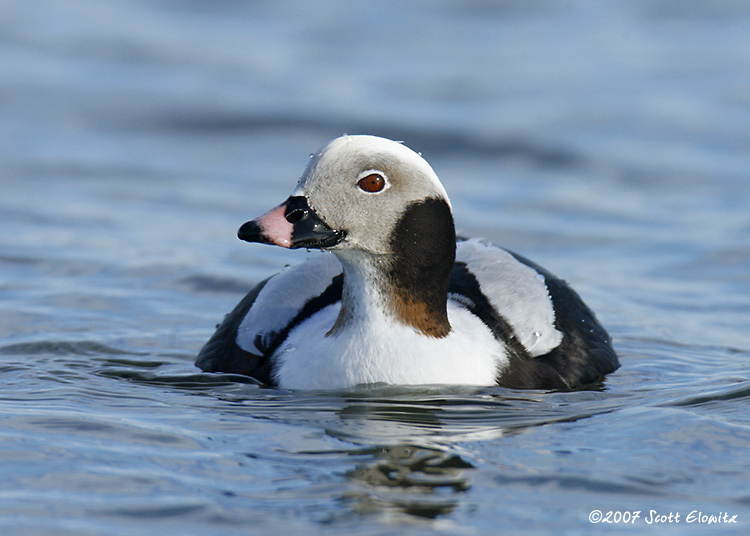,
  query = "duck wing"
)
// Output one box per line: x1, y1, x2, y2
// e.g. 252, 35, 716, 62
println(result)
195, 254, 343, 384
450, 238, 618, 389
